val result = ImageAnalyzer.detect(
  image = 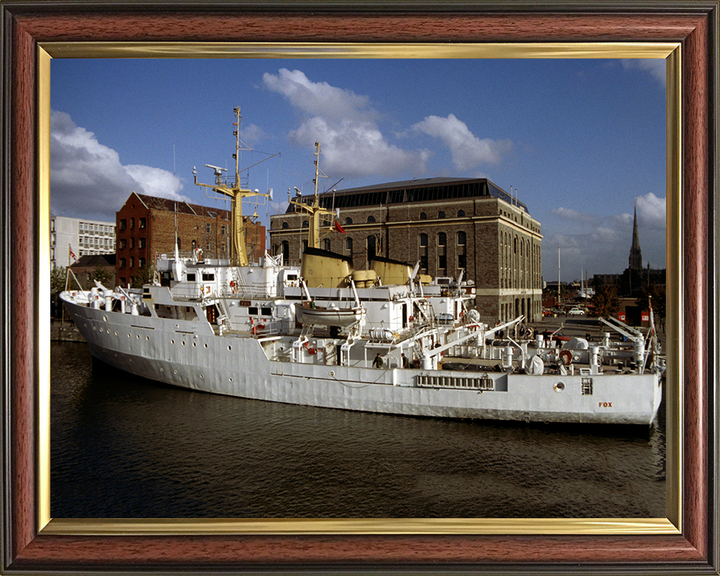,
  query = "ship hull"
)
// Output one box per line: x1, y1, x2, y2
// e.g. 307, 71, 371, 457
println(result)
62, 297, 662, 426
